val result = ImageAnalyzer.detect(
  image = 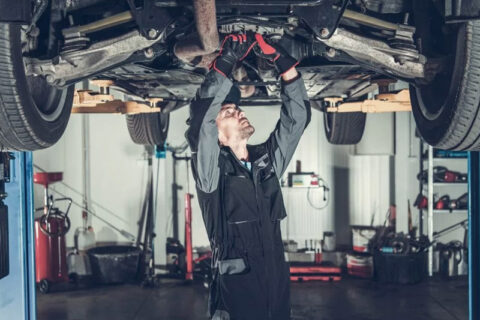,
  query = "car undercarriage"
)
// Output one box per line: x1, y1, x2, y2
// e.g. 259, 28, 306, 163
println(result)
1, 0, 480, 150
23, 0, 427, 103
